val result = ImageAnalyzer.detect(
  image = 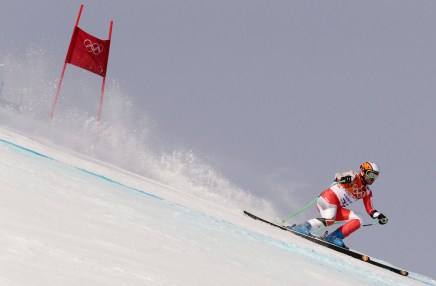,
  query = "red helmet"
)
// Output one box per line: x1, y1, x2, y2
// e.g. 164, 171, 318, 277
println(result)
360, 162, 380, 180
